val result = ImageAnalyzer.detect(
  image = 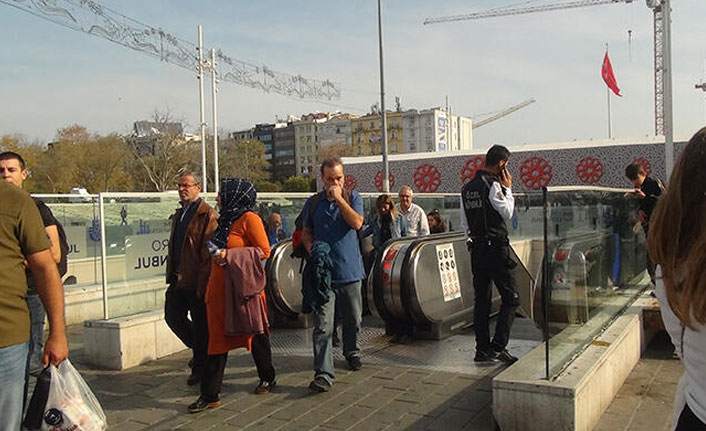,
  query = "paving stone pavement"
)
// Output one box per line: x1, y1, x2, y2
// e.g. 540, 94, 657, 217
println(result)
66, 325, 502, 431
56, 323, 683, 430
593, 332, 684, 431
